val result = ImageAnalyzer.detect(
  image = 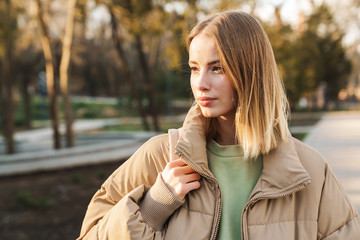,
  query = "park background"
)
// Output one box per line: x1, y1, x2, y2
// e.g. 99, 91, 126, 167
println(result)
0, 0, 360, 239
